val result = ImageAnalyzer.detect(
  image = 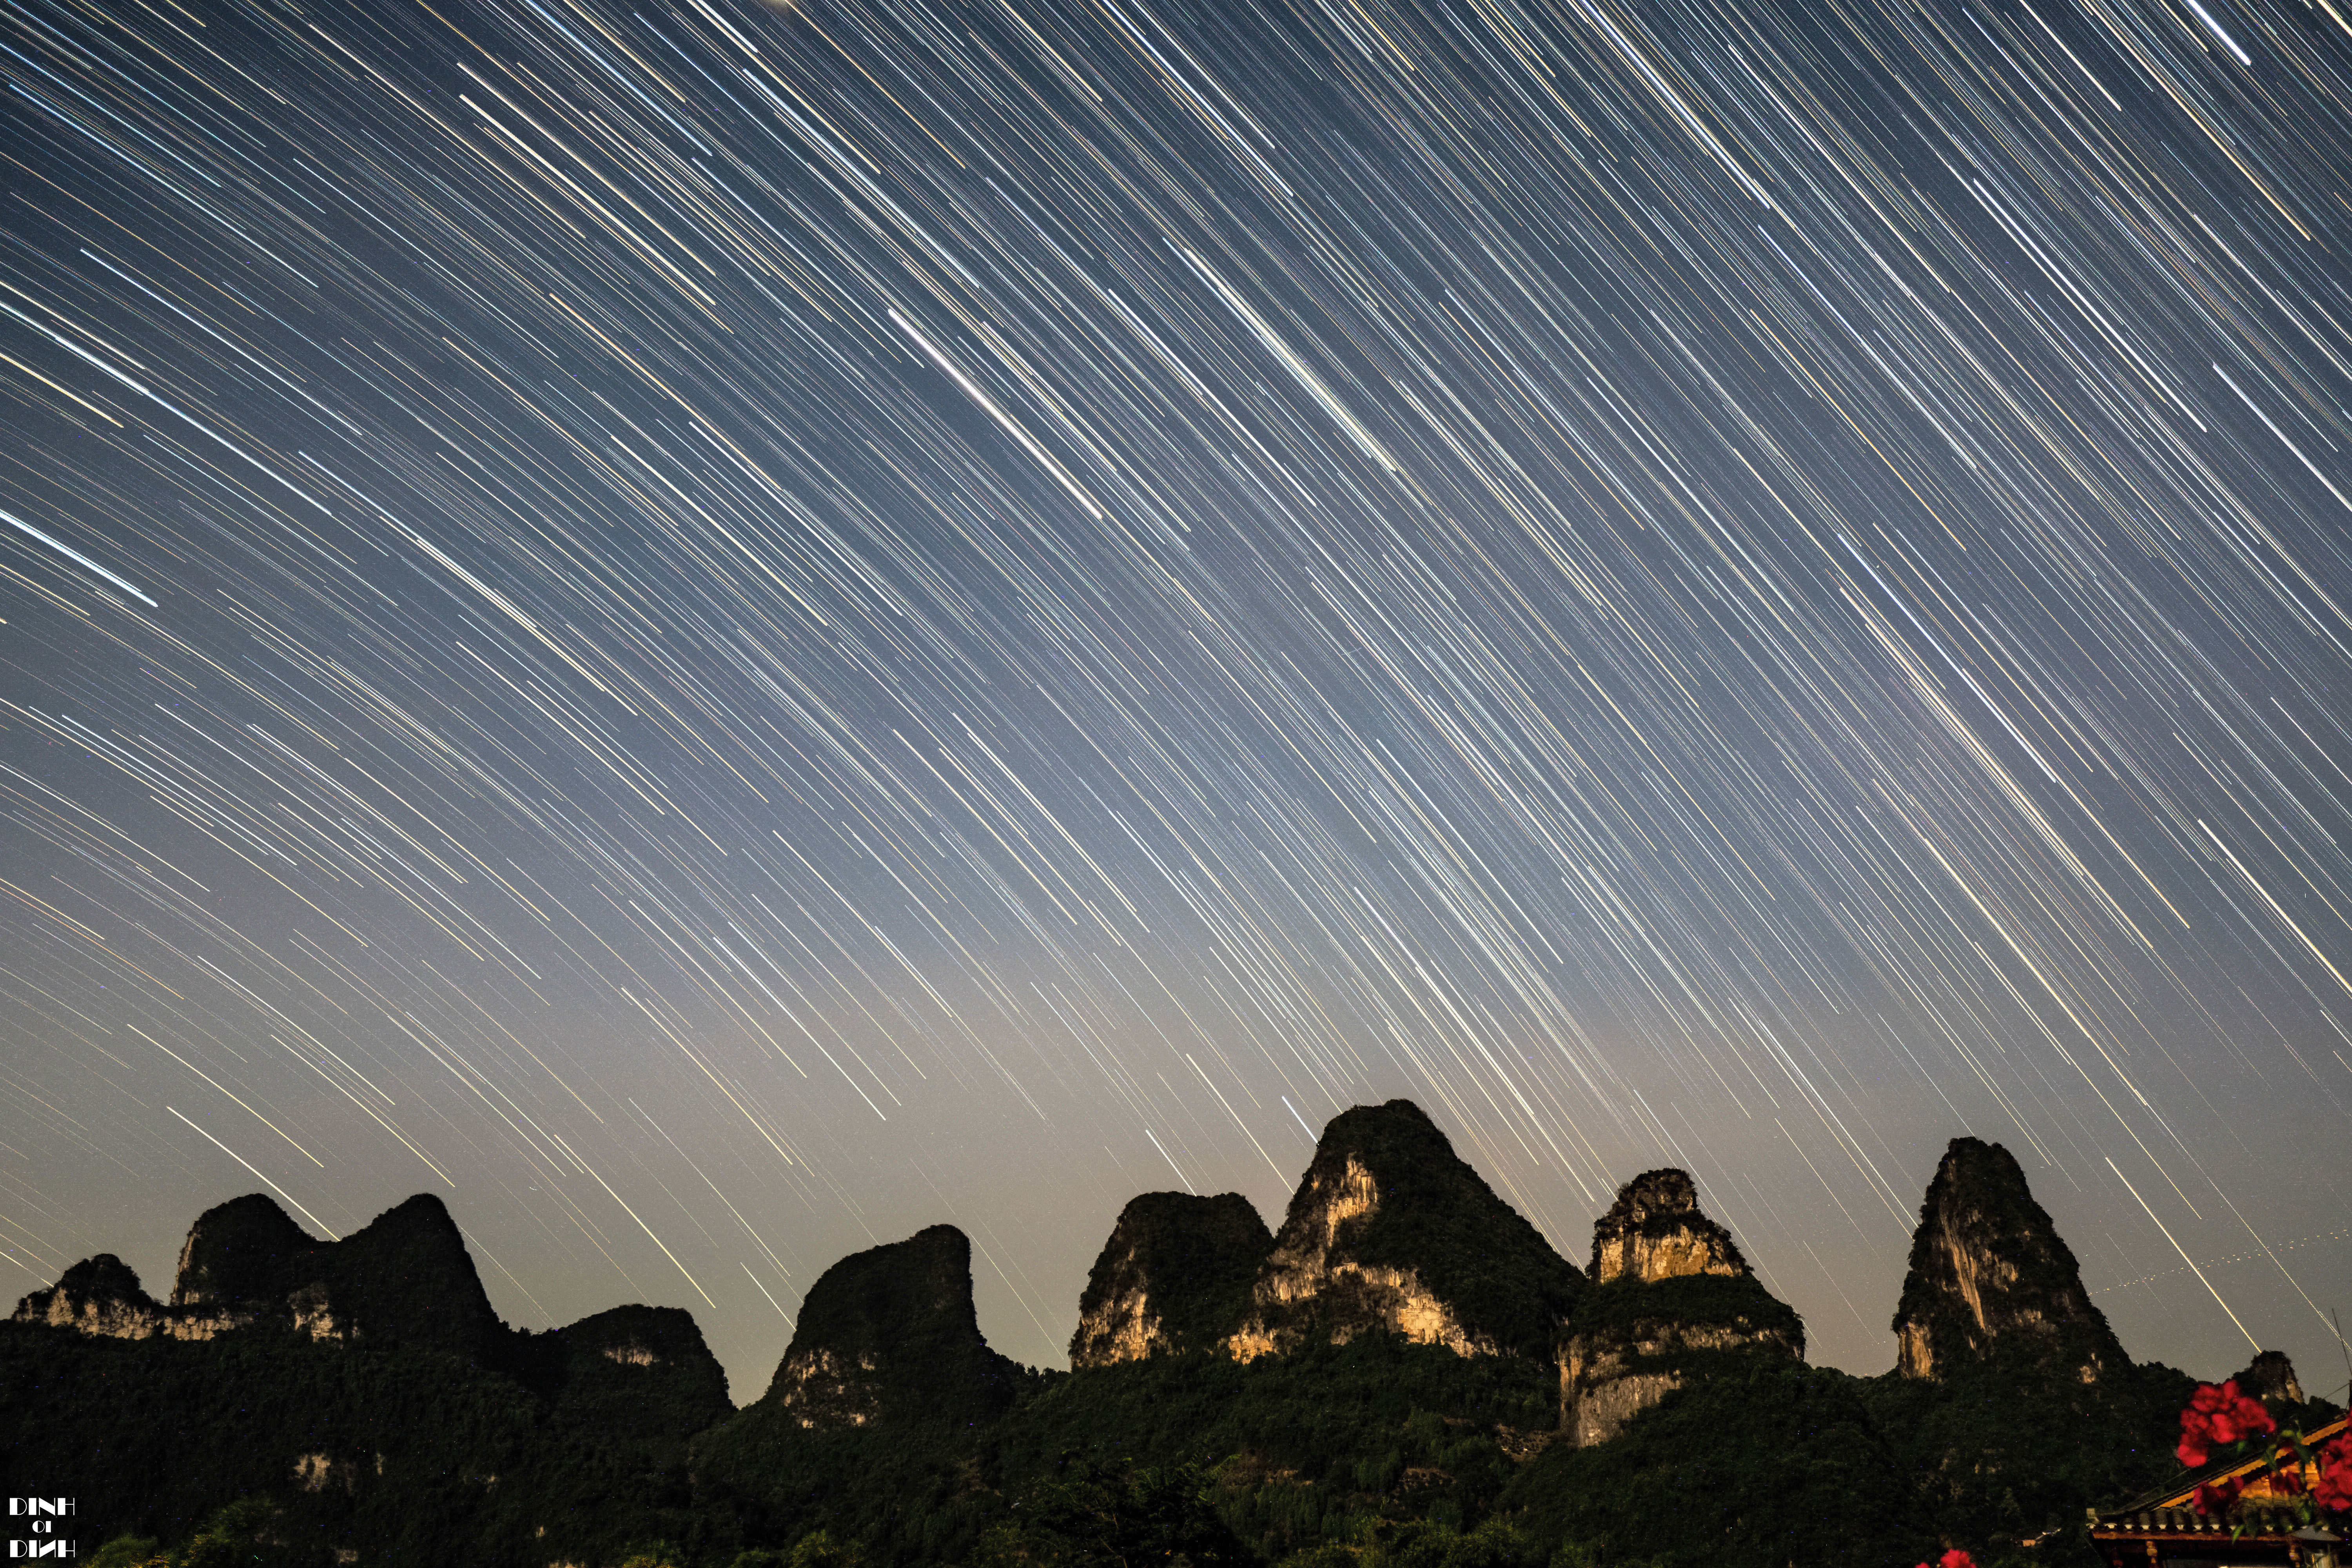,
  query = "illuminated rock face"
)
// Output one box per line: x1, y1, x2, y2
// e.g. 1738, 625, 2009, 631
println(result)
1221, 1100, 1582, 1363
1069, 1191, 1270, 1368
2232, 1349, 2306, 1406
1890, 1137, 2118, 1383
1558, 1321, 1797, 1447
13, 1254, 177, 1338
761, 1223, 1023, 1430
1558, 1169, 1800, 1446
1226, 1153, 1491, 1361
18, 1194, 508, 1358
1588, 1169, 1747, 1285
